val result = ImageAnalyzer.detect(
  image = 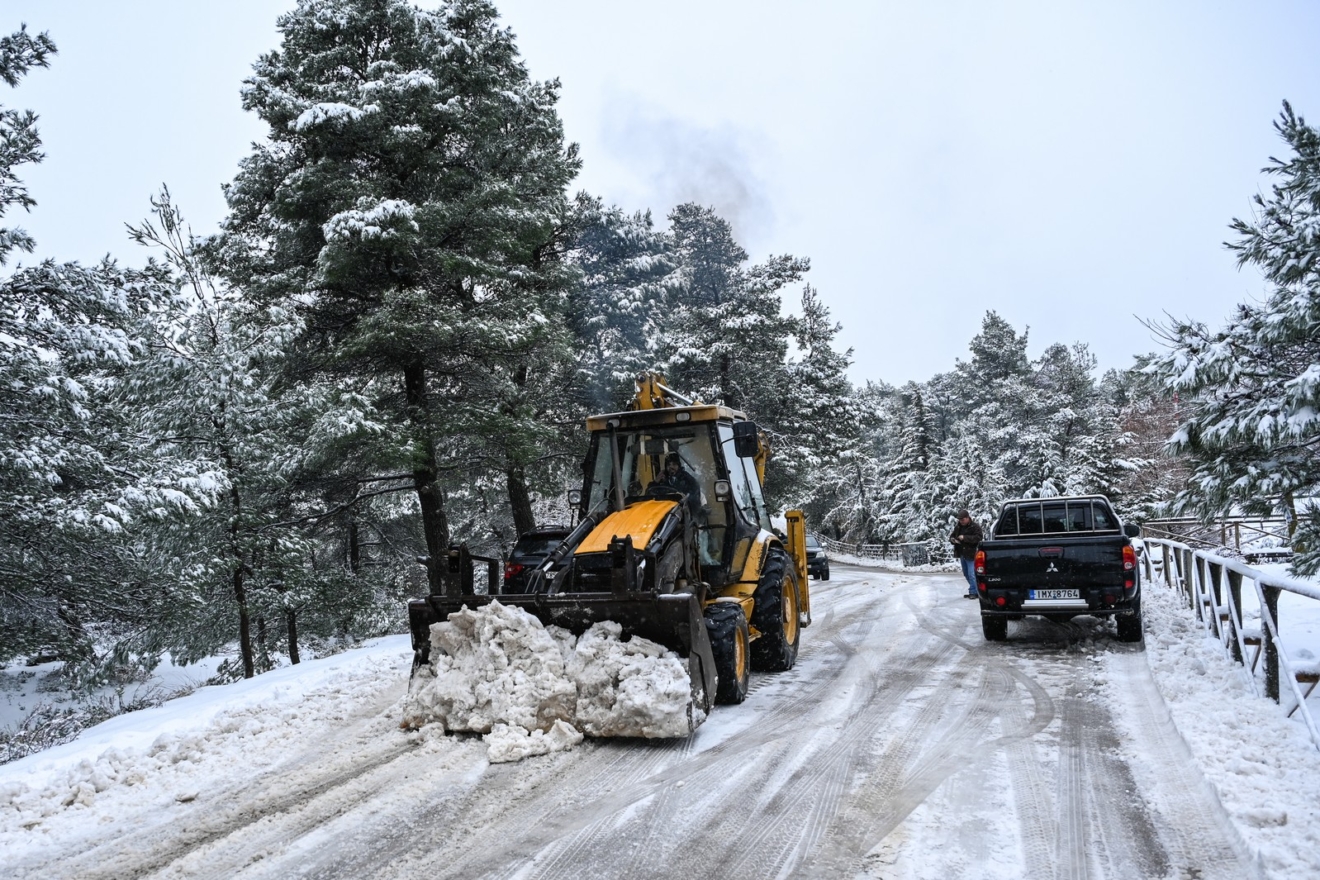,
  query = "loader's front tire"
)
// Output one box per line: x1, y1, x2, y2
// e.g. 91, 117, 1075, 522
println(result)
750, 547, 800, 672
706, 602, 750, 704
